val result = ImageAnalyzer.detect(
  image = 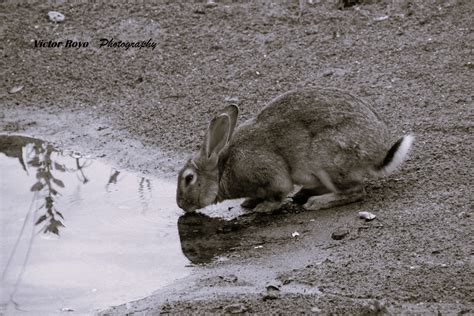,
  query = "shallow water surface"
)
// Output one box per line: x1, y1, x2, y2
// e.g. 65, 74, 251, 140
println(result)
0, 135, 199, 314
